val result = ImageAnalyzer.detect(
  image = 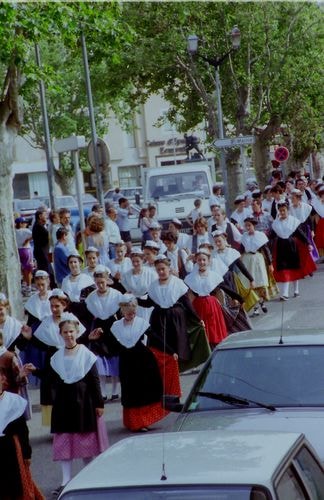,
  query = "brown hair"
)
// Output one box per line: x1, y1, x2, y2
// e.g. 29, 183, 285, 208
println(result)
87, 215, 105, 233
193, 217, 208, 231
